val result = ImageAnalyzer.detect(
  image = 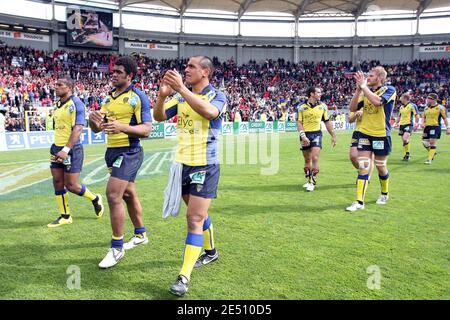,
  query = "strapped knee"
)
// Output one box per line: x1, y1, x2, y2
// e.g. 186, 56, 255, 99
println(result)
358, 157, 371, 172
422, 140, 430, 148
374, 159, 387, 167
